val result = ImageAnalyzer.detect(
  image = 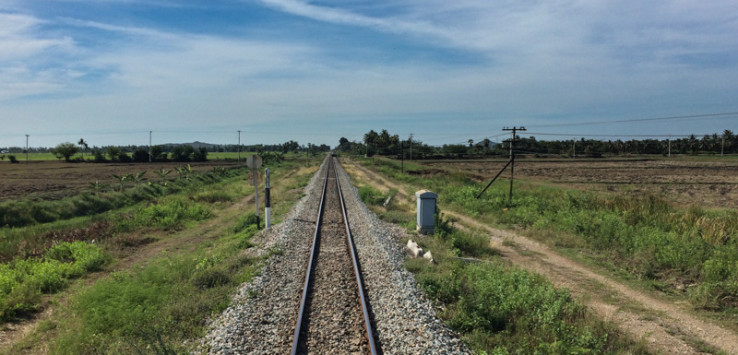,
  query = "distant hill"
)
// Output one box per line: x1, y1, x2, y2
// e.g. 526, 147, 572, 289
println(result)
161, 141, 222, 150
